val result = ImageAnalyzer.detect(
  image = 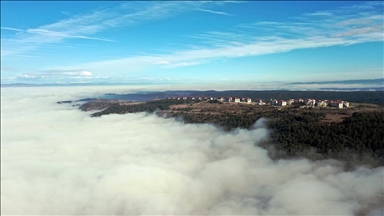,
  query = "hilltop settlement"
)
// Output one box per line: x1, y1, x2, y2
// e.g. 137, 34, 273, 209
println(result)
166, 96, 350, 109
